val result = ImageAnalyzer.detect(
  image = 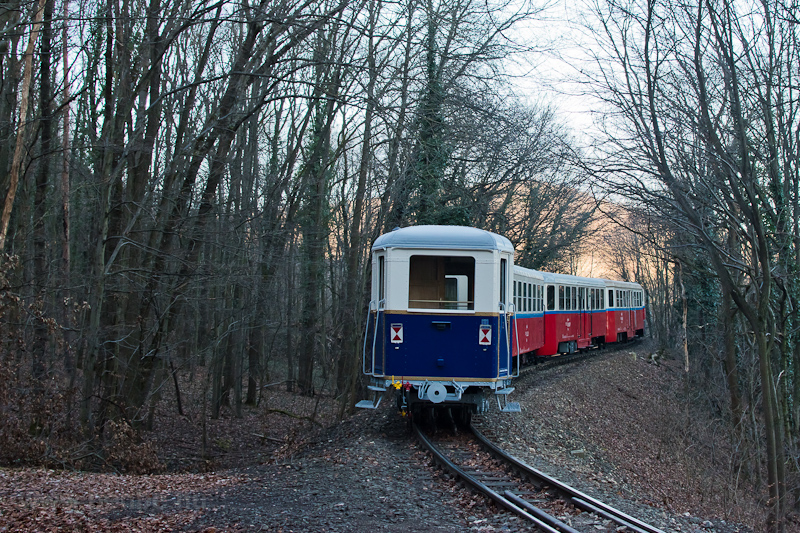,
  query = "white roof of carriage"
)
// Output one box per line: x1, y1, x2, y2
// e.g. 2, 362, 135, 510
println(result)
603, 278, 643, 290
372, 225, 514, 253
539, 271, 606, 287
